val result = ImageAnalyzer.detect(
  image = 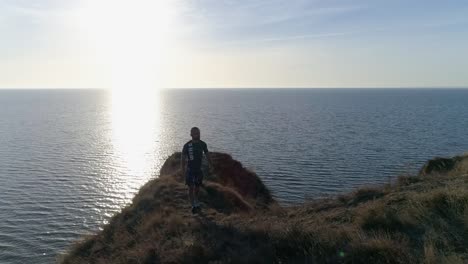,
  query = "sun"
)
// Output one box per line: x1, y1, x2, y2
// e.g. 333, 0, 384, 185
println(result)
77, 0, 178, 92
